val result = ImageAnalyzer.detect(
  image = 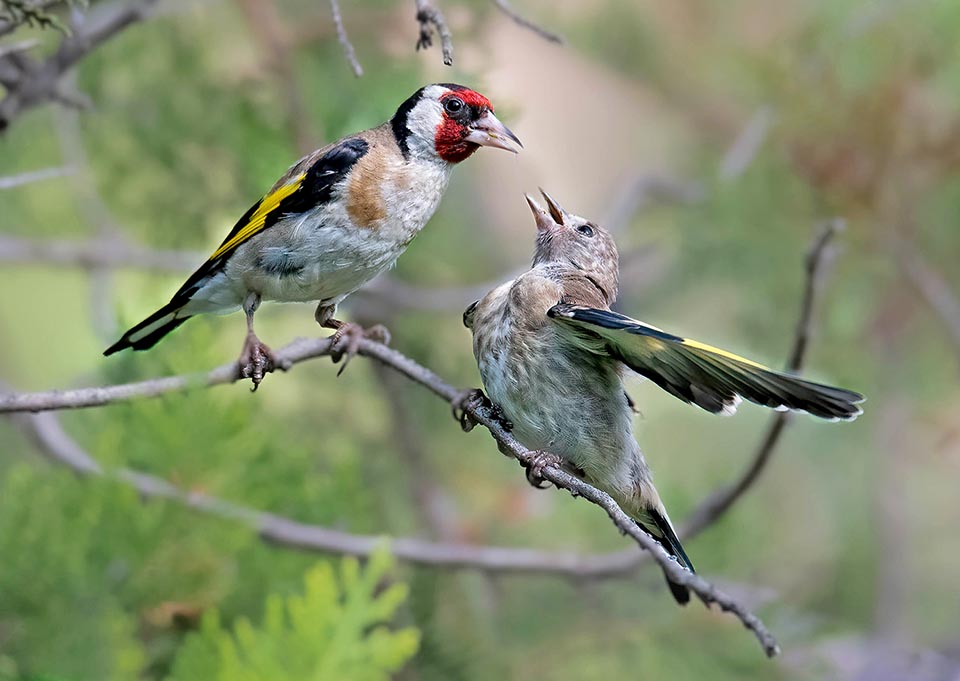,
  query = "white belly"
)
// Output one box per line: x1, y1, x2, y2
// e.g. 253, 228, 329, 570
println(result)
183, 159, 450, 314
